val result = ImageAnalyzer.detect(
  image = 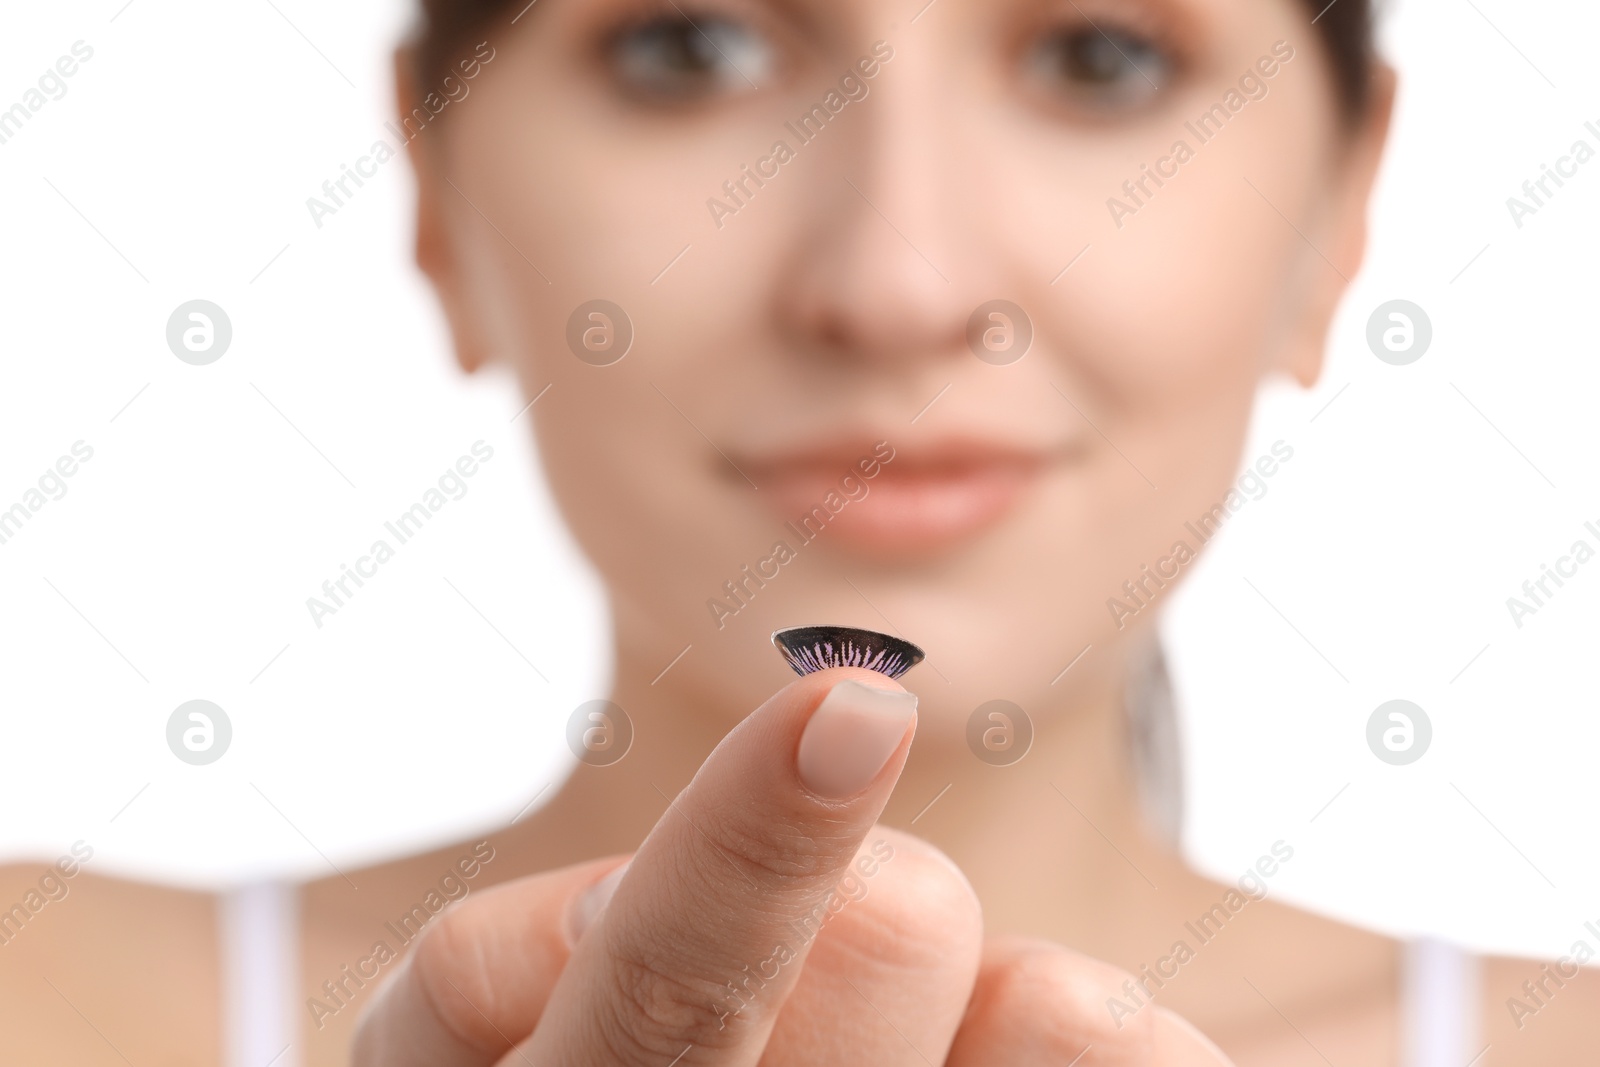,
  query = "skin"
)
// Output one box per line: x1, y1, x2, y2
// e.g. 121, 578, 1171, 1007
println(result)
2, 0, 1598, 1063
347, 667, 1231, 1064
